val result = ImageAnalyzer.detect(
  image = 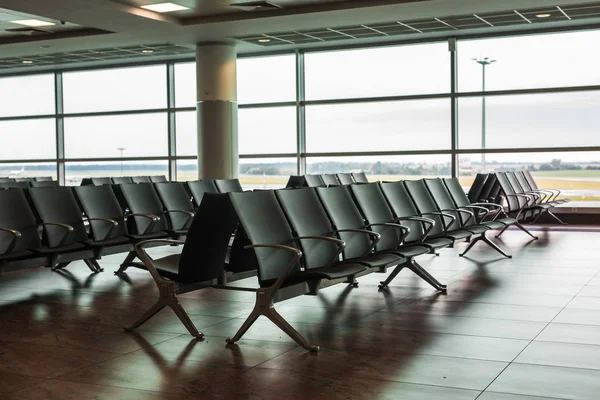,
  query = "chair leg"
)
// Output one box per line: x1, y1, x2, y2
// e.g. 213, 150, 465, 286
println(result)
480, 235, 512, 258
90, 259, 104, 272
115, 251, 137, 275
226, 288, 319, 352
515, 222, 538, 240
408, 260, 447, 291
547, 210, 567, 225
51, 261, 70, 271
459, 236, 482, 257
83, 259, 98, 273
125, 299, 167, 331
378, 262, 407, 289
495, 225, 509, 238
